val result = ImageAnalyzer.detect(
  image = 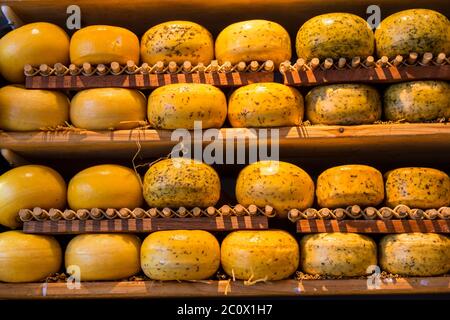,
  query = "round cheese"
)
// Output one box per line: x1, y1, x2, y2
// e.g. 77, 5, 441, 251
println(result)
221, 230, 299, 281
141, 230, 220, 280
